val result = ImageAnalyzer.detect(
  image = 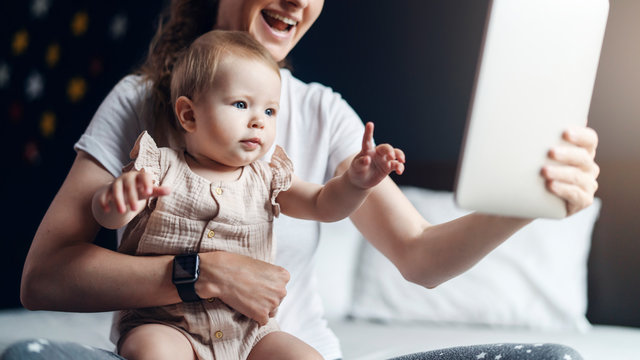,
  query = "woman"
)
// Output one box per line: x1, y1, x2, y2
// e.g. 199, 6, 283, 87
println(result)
10, 0, 598, 359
